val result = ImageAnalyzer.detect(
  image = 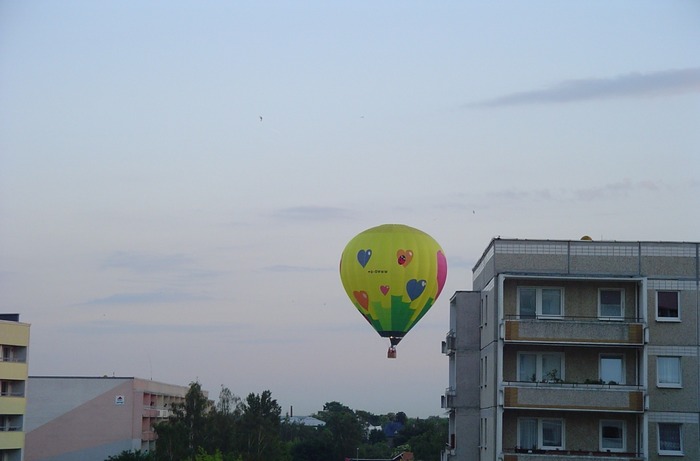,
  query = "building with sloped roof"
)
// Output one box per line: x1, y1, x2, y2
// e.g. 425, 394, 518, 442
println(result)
24, 376, 199, 461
